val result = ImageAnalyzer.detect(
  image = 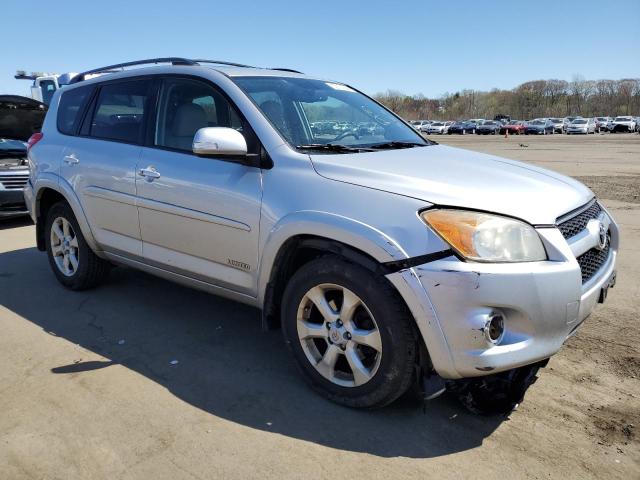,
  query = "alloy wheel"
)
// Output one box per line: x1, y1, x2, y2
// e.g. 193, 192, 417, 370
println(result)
296, 283, 382, 387
50, 217, 79, 277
